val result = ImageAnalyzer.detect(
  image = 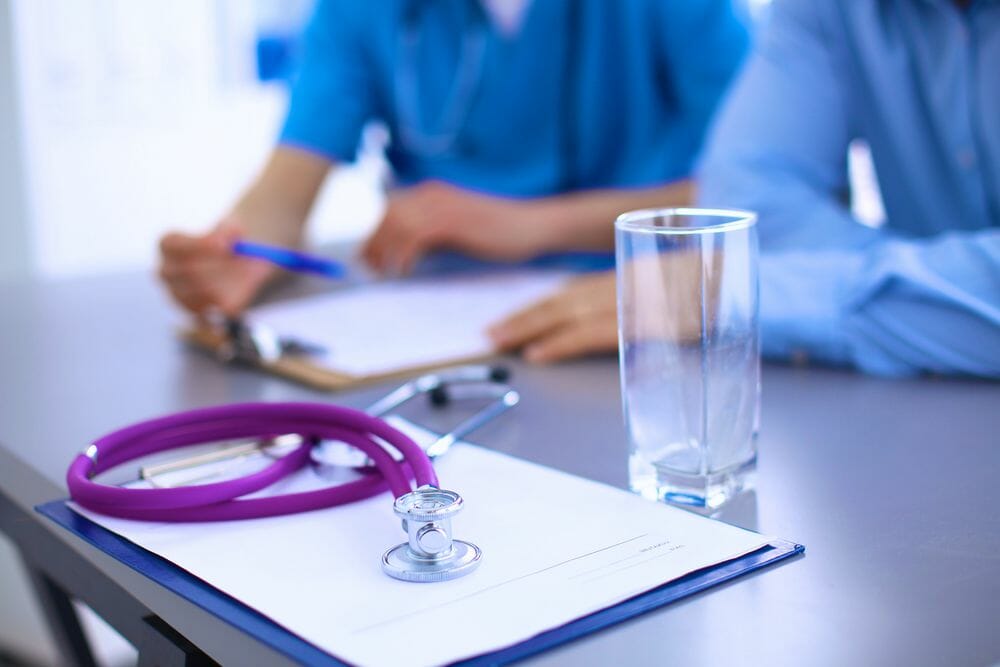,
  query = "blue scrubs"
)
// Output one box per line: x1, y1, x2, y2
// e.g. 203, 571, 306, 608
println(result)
279, 0, 749, 197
